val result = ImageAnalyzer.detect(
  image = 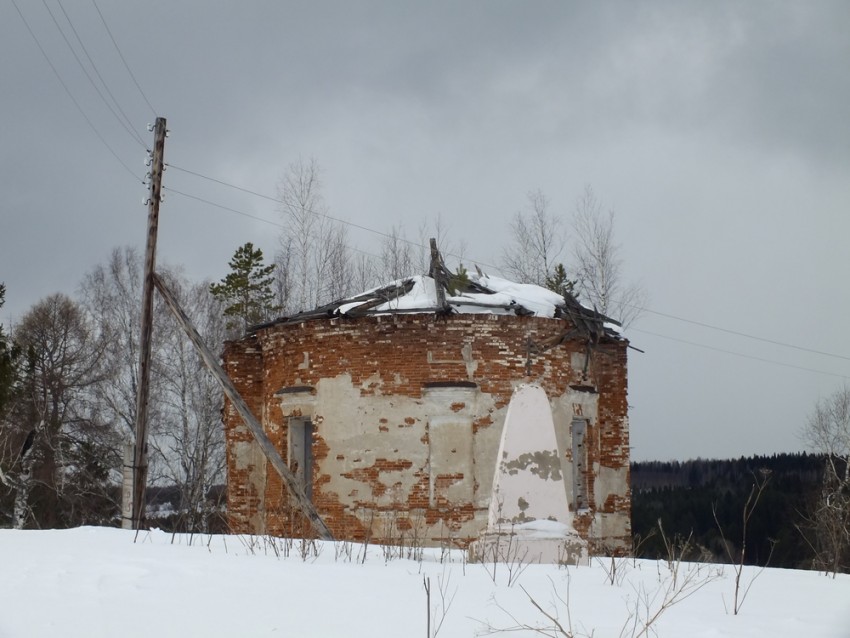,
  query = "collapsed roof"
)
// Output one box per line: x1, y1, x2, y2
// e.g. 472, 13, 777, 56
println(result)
254, 267, 622, 343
